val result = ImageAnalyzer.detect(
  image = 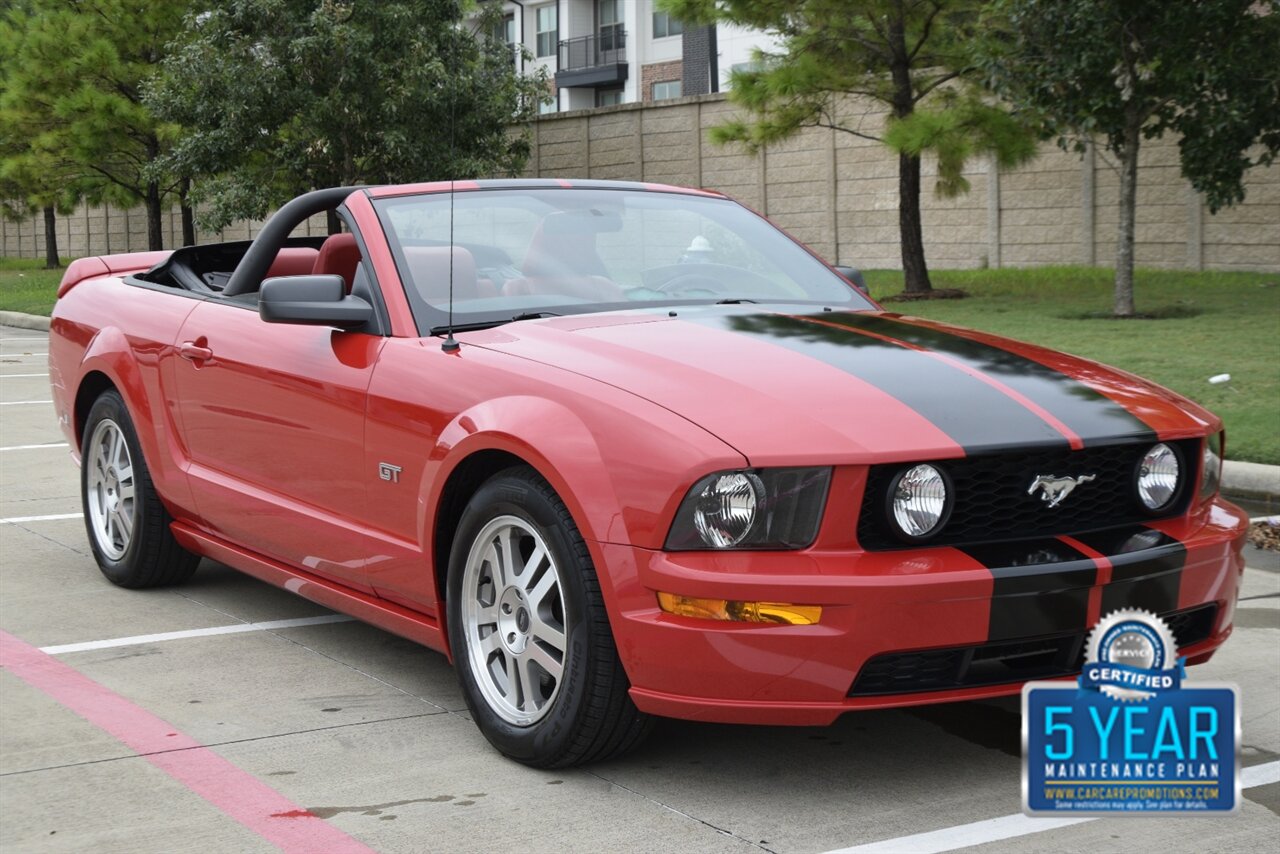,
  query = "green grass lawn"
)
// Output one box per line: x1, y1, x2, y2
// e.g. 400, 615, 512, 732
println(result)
0, 257, 63, 315
864, 267, 1280, 465
3, 257, 1277, 462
